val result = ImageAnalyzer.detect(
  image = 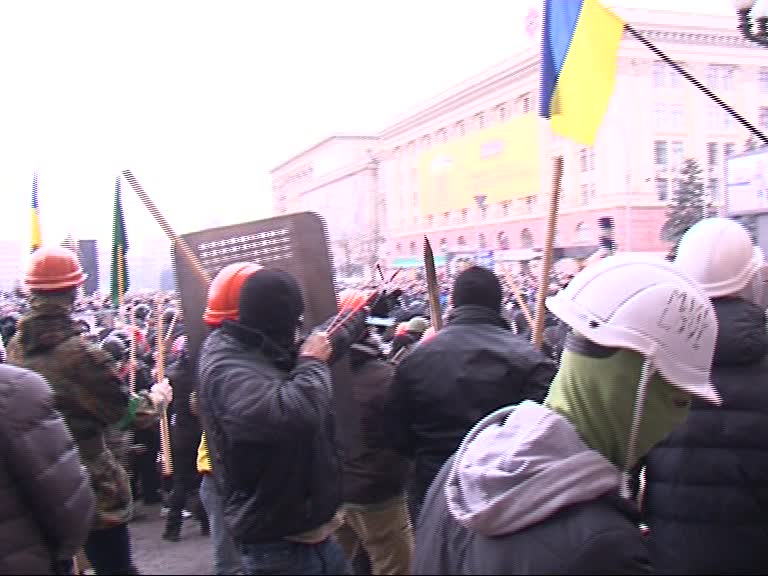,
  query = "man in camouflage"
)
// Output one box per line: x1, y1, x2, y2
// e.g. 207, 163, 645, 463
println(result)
7, 247, 172, 576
